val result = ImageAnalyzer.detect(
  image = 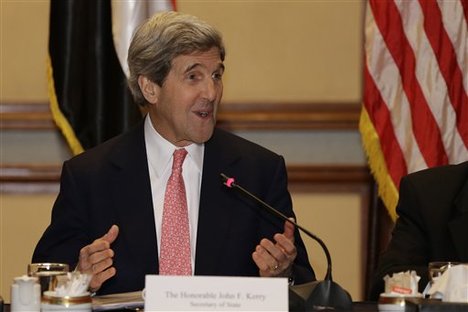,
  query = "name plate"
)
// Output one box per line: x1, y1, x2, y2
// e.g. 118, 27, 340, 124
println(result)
144, 275, 288, 311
